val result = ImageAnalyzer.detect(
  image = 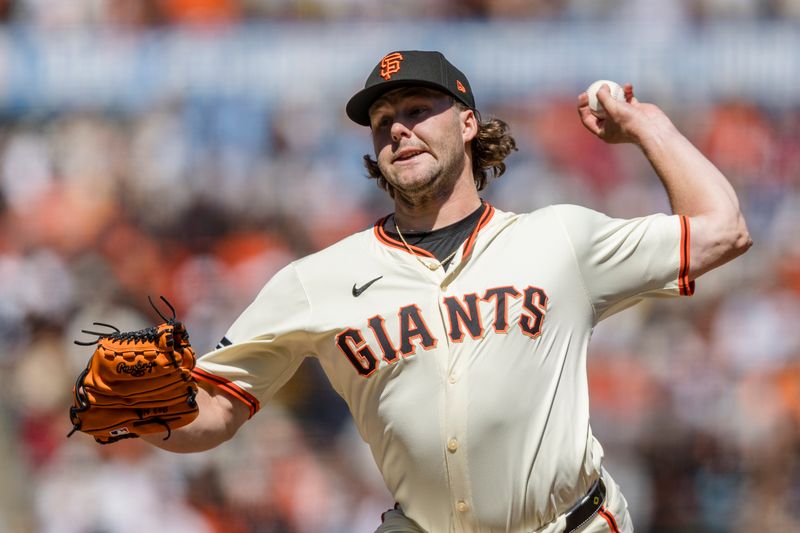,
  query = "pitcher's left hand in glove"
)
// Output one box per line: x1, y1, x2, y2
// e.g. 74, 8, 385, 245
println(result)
68, 297, 199, 444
